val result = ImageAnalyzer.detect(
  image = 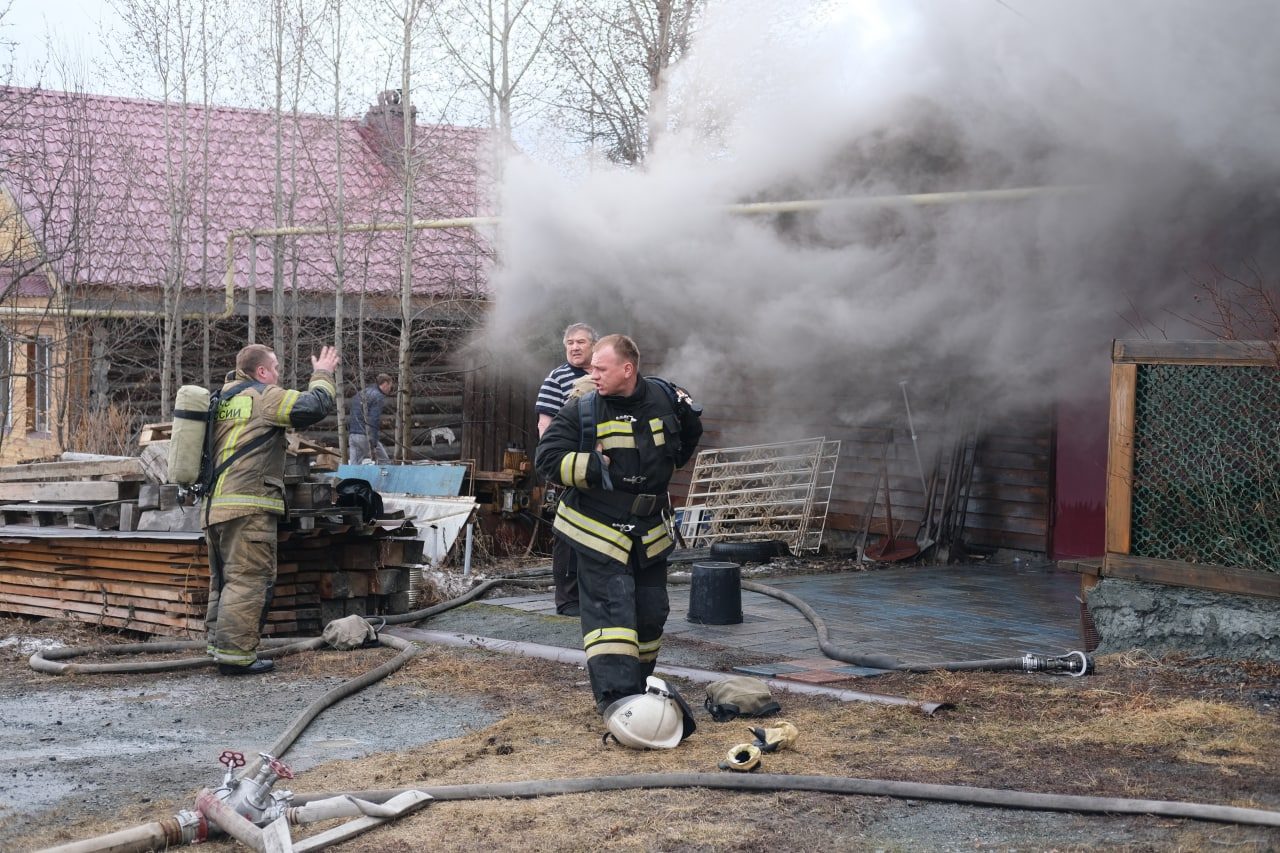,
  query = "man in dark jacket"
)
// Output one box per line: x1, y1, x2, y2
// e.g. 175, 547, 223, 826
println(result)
535, 334, 702, 712
347, 373, 393, 464
205, 343, 339, 675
